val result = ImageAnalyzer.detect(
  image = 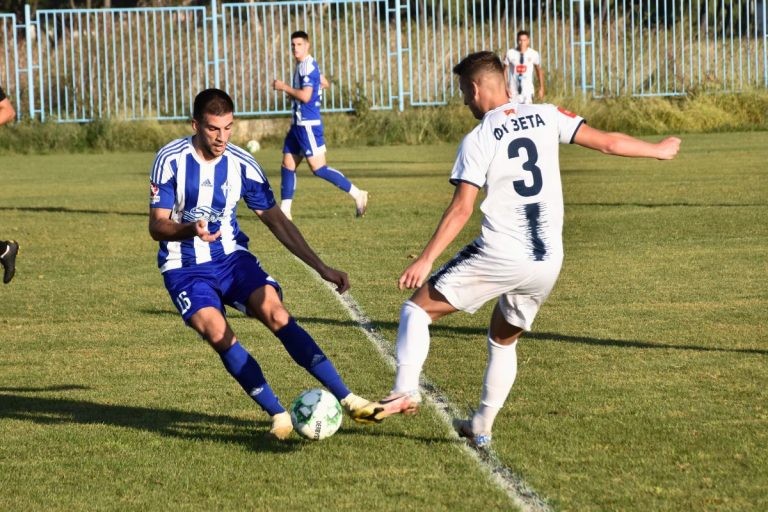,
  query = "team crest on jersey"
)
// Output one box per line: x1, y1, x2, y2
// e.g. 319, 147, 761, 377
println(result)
182, 205, 224, 223
150, 182, 160, 204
